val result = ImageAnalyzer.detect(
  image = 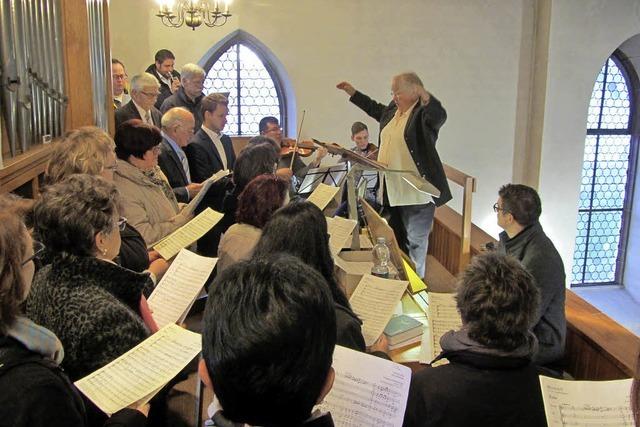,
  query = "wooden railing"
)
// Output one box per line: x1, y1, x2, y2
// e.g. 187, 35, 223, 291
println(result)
0, 143, 55, 196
